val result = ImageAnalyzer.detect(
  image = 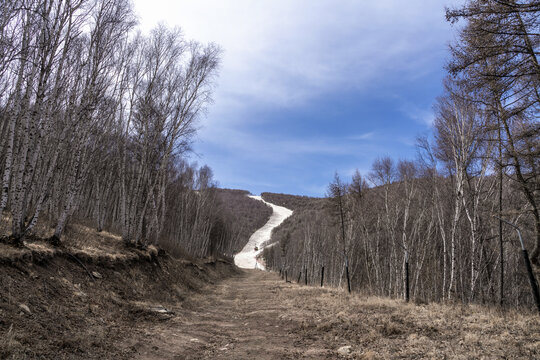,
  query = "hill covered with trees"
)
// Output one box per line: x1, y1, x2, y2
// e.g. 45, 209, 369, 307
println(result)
263, 0, 540, 313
